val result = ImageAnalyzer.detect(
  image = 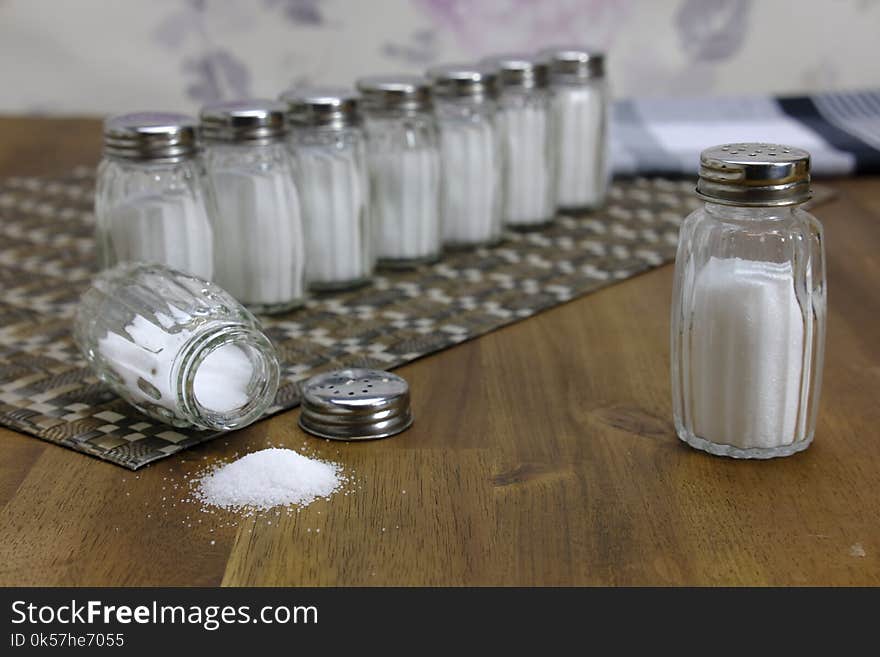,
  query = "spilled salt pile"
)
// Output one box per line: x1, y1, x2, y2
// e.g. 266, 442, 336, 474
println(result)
195, 448, 342, 510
